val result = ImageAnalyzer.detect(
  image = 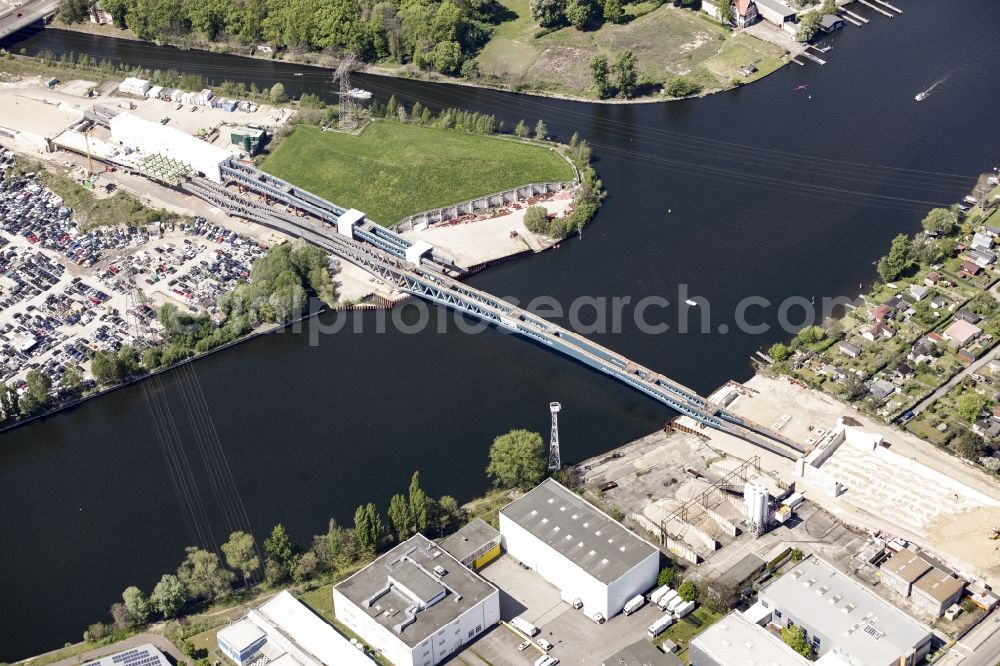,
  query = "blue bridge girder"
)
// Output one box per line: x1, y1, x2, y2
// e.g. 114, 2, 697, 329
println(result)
184, 172, 805, 460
